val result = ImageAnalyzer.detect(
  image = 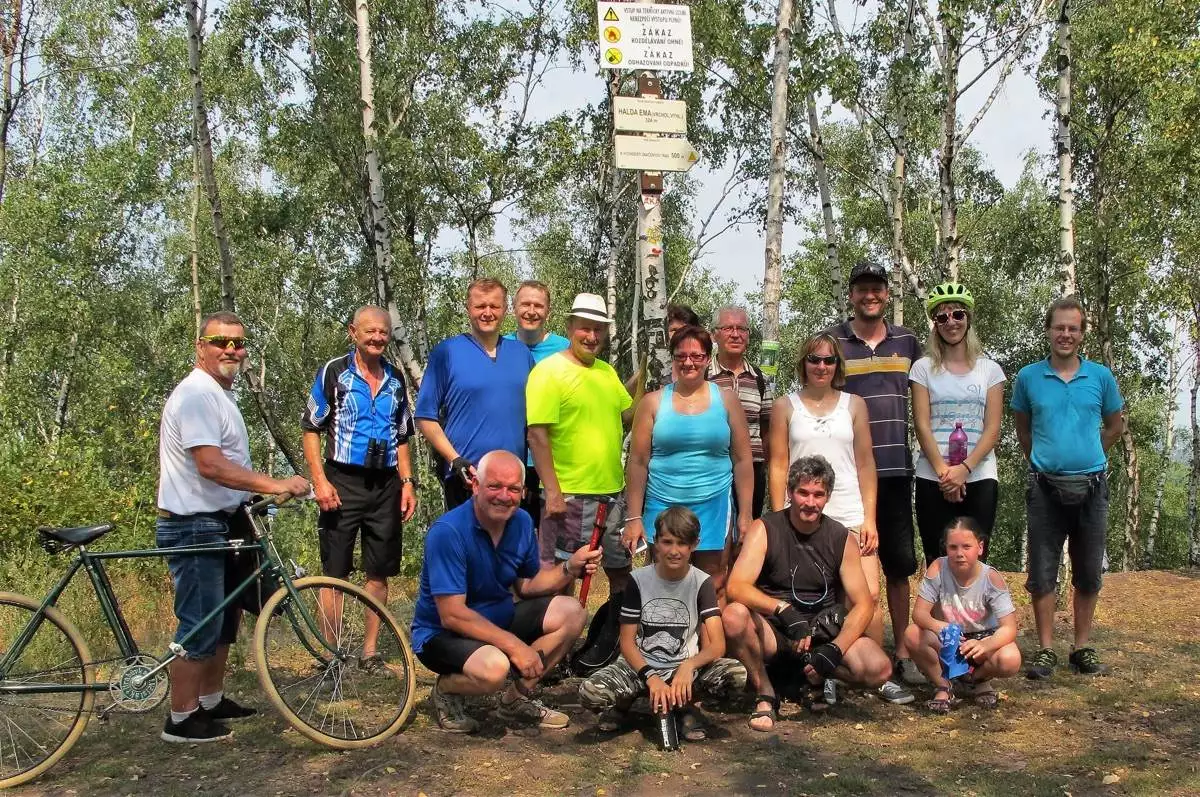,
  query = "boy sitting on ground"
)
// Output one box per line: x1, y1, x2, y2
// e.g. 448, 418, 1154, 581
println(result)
903, 517, 1021, 712
579, 506, 746, 740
